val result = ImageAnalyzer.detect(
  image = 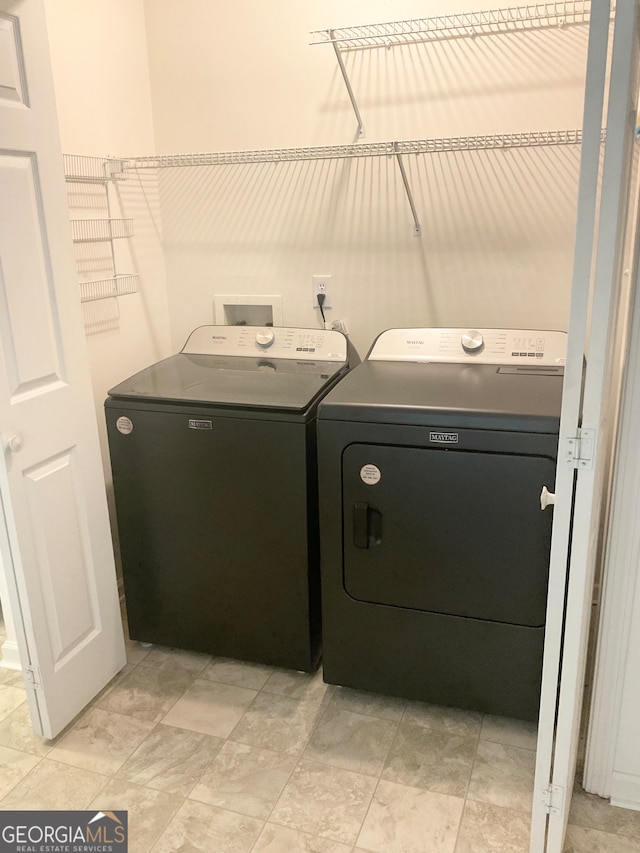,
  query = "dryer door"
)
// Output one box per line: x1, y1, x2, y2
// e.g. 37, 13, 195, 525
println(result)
343, 443, 556, 626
